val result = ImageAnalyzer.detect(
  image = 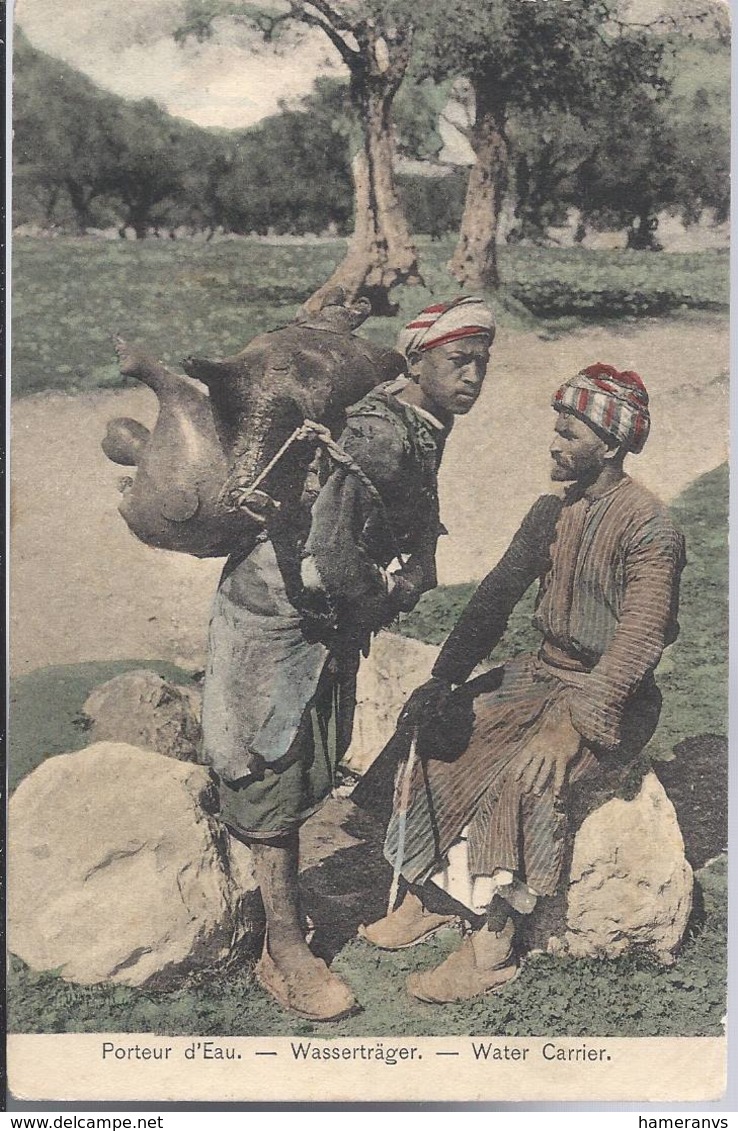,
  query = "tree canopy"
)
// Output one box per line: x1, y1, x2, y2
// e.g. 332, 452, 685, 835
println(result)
13, 31, 354, 238
13, 12, 729, 268
396, 0, 669, 285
